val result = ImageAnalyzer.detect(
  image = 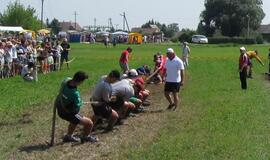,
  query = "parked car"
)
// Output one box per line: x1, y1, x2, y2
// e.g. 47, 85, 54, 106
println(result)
191, 35, 208, 44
